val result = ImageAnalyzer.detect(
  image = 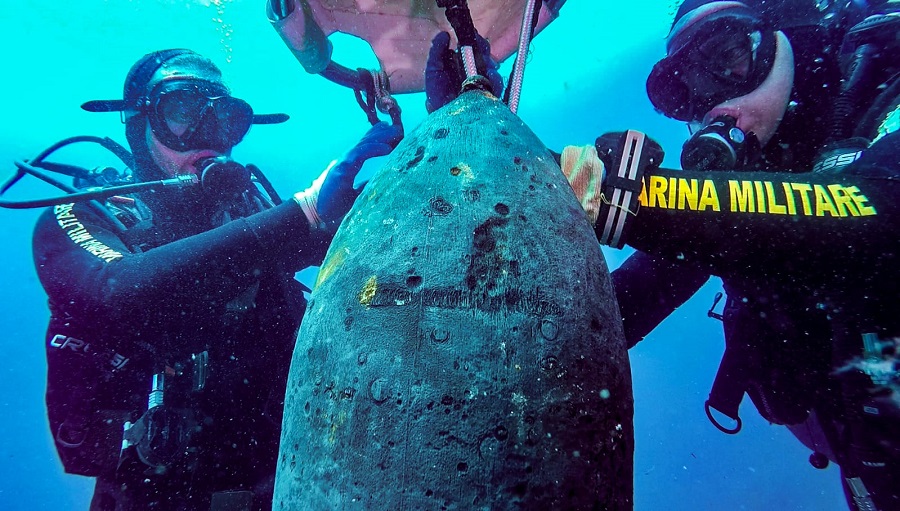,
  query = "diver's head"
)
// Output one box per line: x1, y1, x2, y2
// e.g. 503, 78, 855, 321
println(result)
646, 1, 794, 146
82, 49, 260, 181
